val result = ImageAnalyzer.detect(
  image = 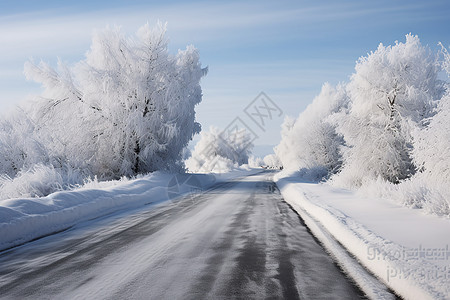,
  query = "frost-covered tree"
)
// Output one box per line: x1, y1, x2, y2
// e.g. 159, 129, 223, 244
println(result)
24, 22, 206, 178
185, 126, 254, 173
412, 92, 450, 184
272, 116, 294, 170
440, 42, 450, 76
332, 34, 440, 187
0, 109, 49, 177
248, 156, 264, 168
0, 108, 87, 199
274, 83, 349, 174
412, 46, 450, 185
263, 154, 282, 169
